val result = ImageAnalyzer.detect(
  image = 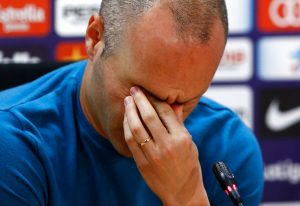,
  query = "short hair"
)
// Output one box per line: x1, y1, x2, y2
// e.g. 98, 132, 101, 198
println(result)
99, 0, 228, 57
